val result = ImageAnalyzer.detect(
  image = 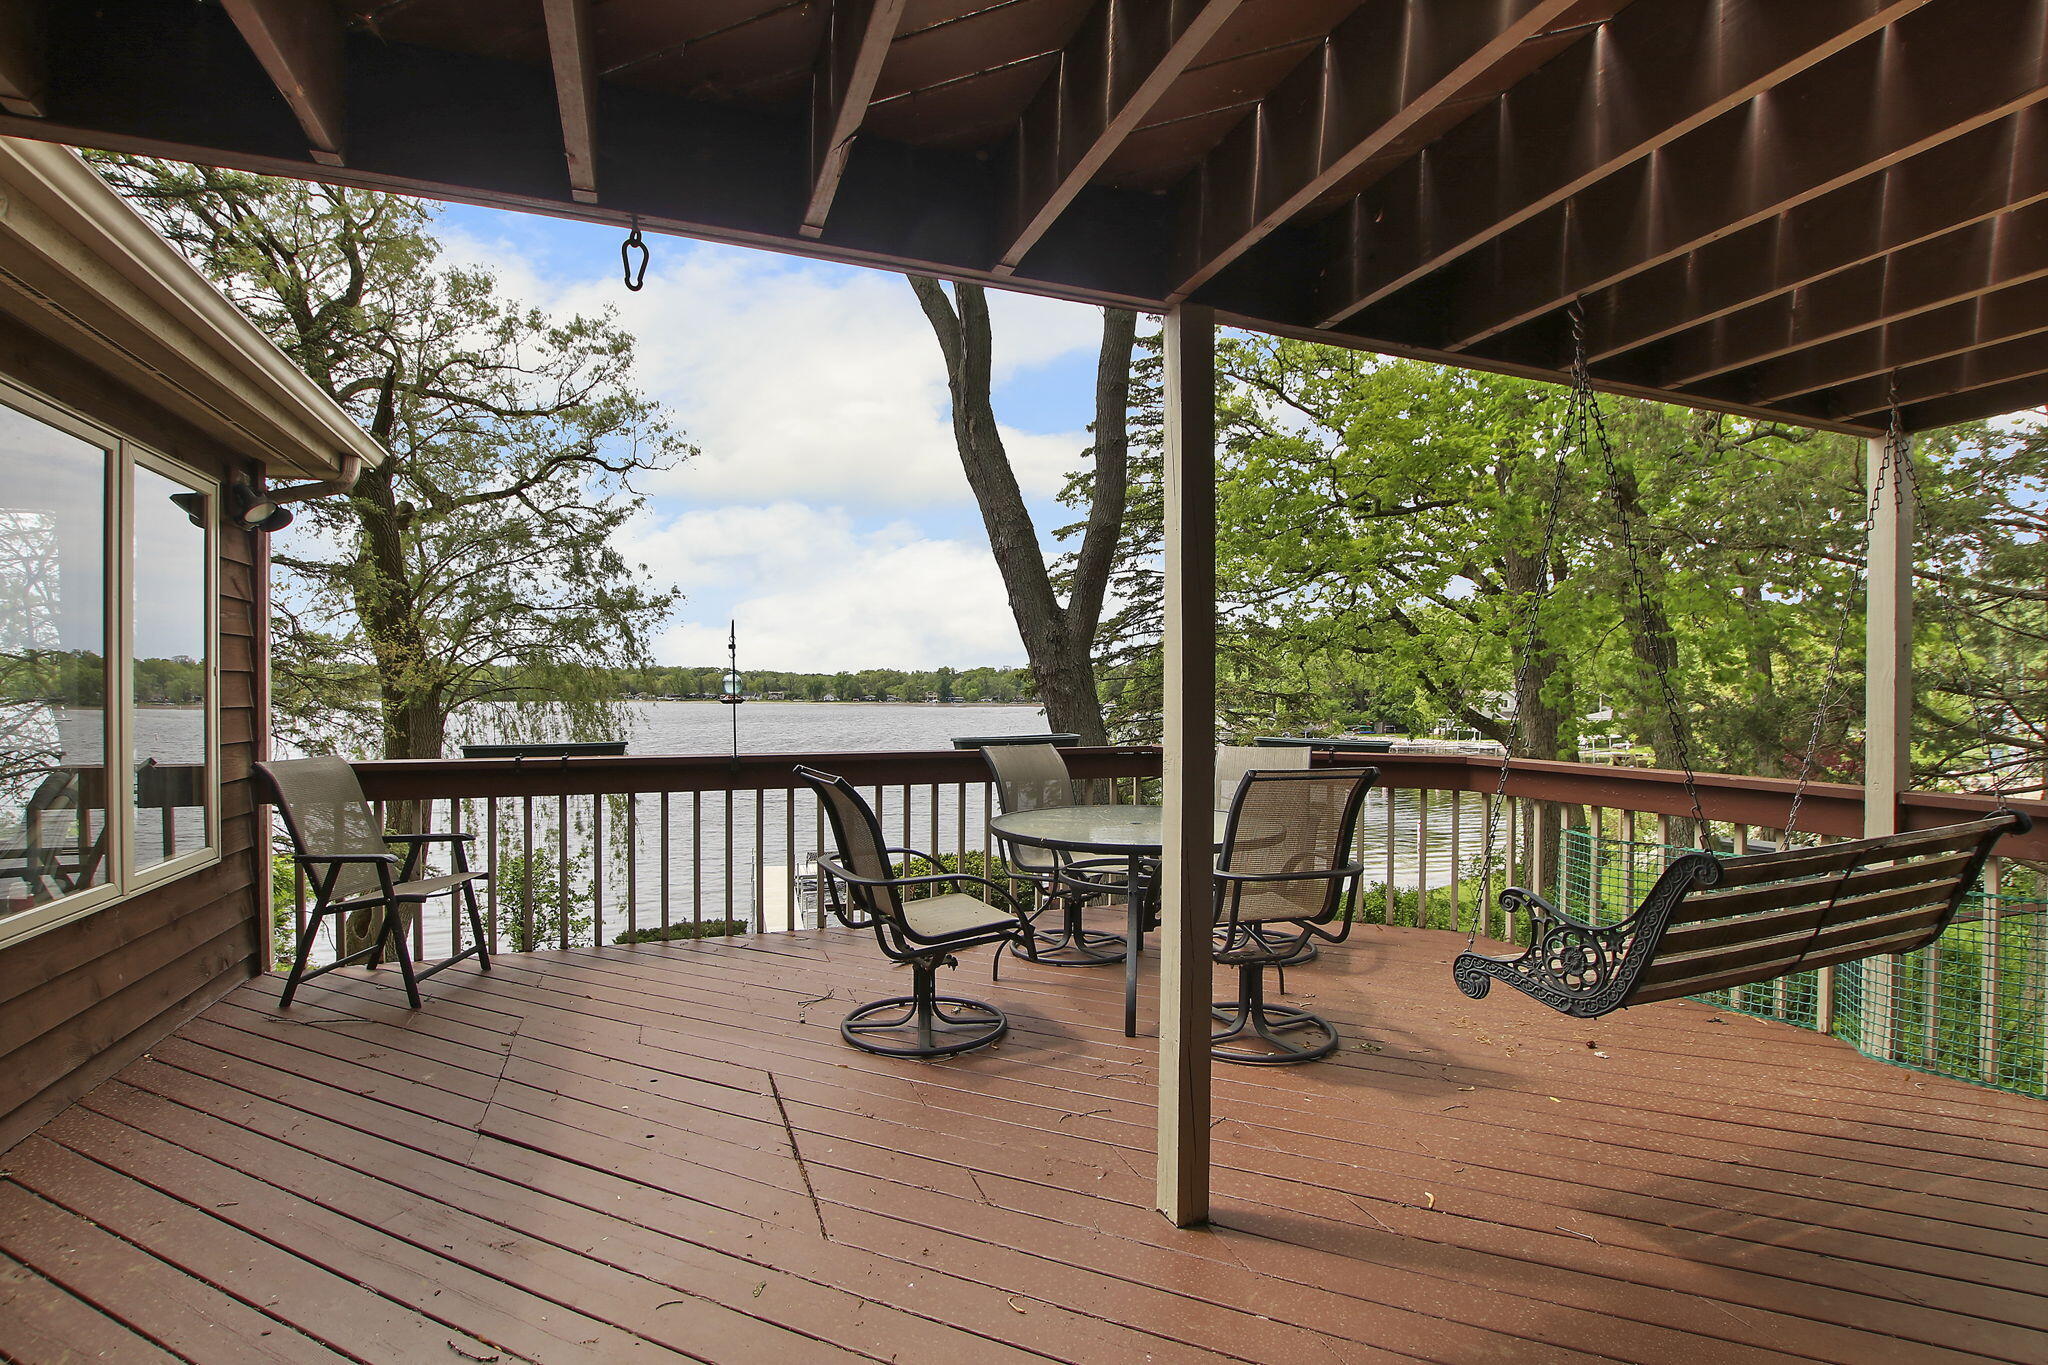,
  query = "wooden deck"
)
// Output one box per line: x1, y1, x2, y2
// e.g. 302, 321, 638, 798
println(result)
3, 922, 2045, 1364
